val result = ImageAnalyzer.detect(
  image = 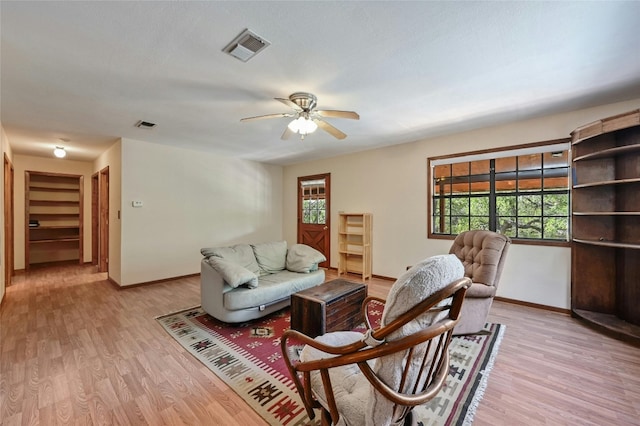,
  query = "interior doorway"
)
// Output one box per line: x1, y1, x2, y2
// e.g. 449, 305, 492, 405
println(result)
4, 154, 14, 286
98, 167, 109, 273
297, 173, 330, 268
